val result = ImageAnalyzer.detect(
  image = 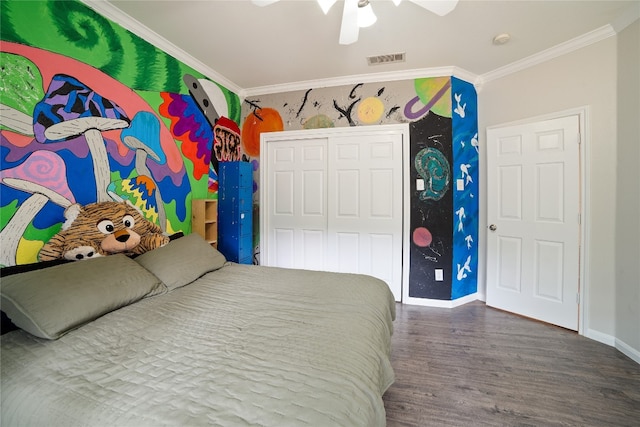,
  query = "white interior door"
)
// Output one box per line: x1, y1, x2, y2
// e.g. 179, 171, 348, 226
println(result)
328, 133, 404, 300
486, 115, 581, 330
261, 125, 408, 302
